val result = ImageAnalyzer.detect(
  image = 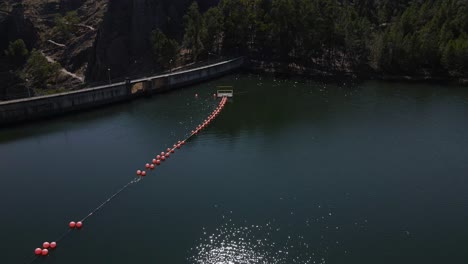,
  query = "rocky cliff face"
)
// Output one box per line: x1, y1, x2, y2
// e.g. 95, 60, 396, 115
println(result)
0, 4, 37, 54
0, 3, 39, 99
0, 0, 219, 98
86, 0, 165, 82
86, 0, 219, 82
0, 0, 108, 99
